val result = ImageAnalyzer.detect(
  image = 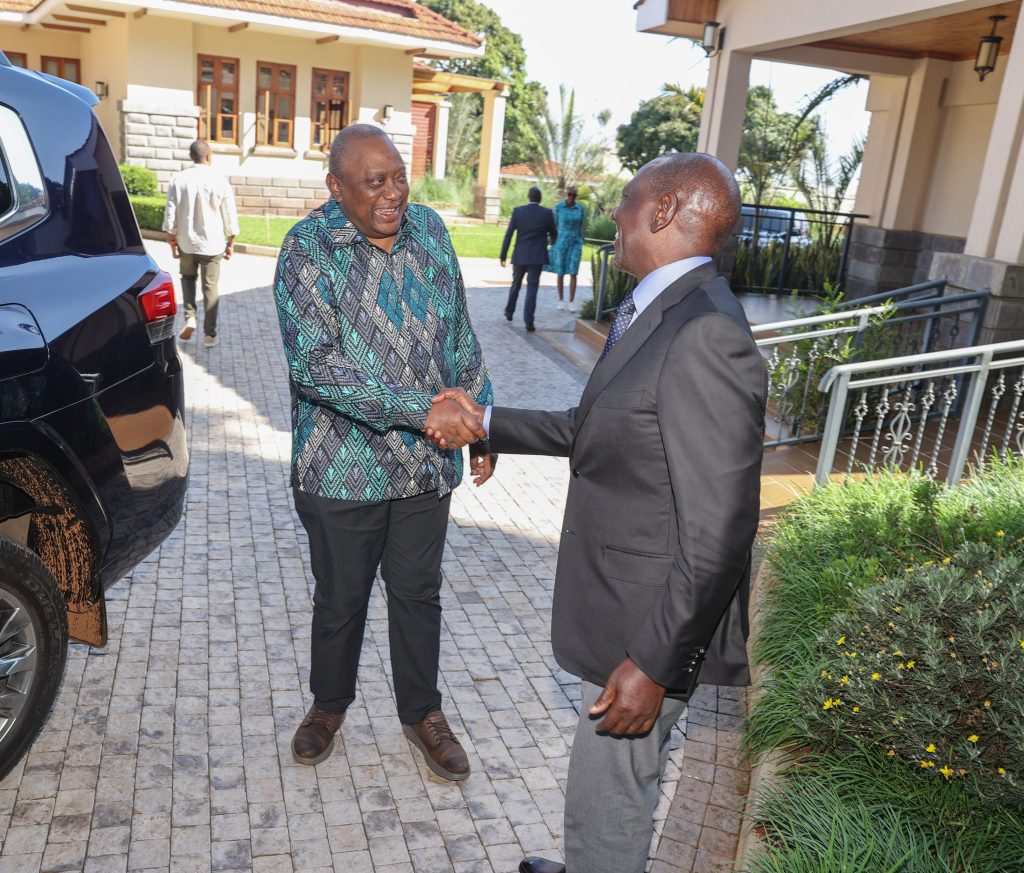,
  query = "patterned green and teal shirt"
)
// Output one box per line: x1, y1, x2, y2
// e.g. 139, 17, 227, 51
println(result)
273, 198, 493, 502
